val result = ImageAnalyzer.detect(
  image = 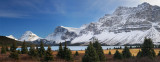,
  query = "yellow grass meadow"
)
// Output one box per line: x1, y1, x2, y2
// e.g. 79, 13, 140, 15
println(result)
69, 48, 160, 56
